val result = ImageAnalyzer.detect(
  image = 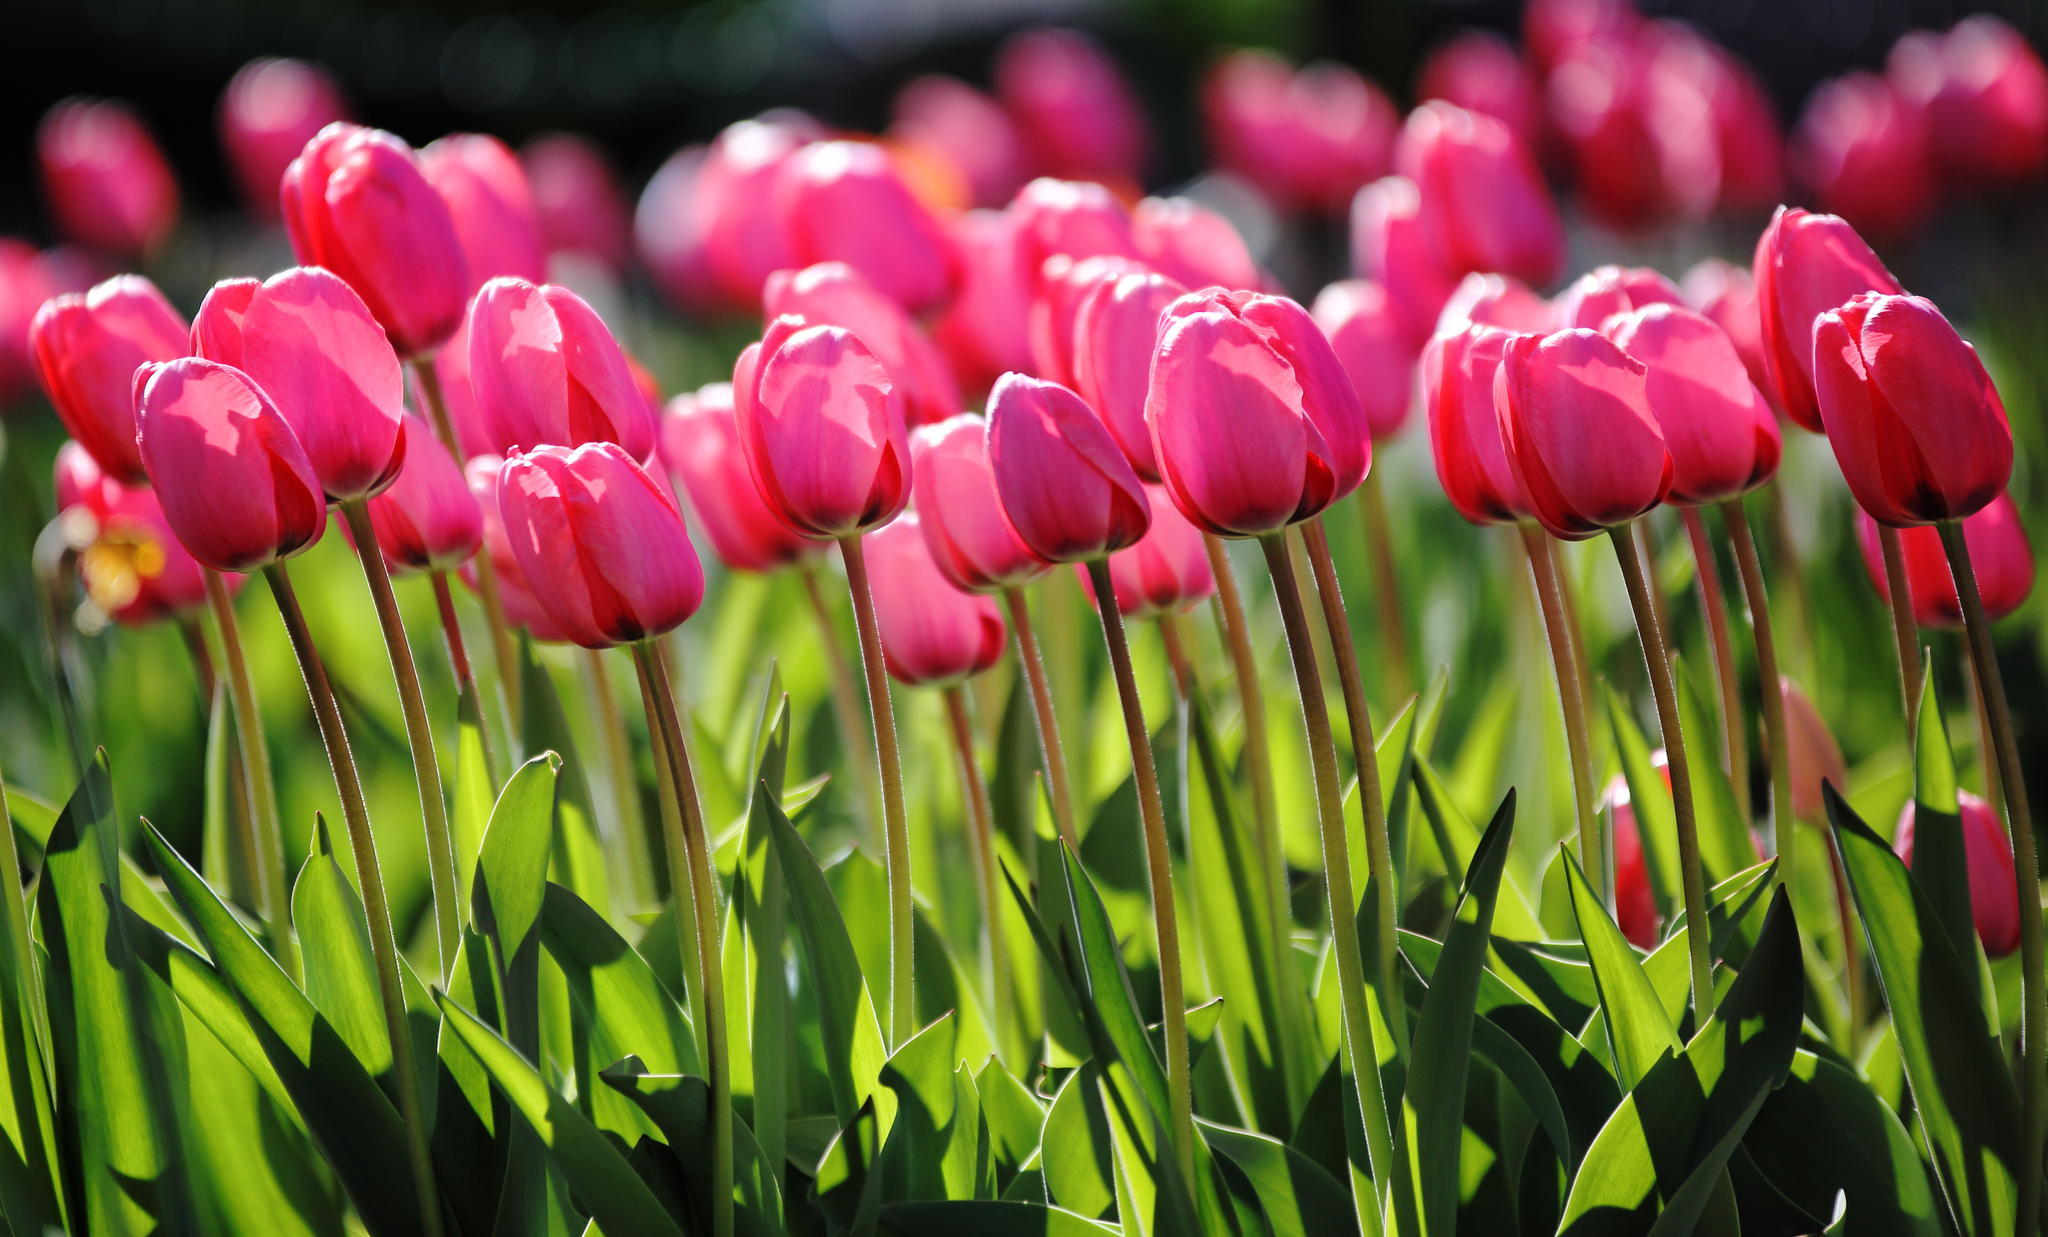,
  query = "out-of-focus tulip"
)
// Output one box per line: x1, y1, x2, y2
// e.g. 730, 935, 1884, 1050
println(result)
1029, 253, 1147, 388
698, 117, 820, 309
1681, 258, 1772, 403
761, 263, 960, 428
659, 383, 813, 573
496, 442, 704, 649
1132, 196, 1260, 292
133, 358, 327, 571
1423, 325, 1527, 525
1753, 206, 1903, 433
1434, 272, 1551, 336
1601, 770, 1661, 948
1604, 304, 1780, 504
1546, 42, 1677, 231
1009, 178, 1141, 293
1494, 328, 1669, 540
1398, 102, 1565, 287
1896, 790, 2021, 957
420, 133, 549, 292
219, 59, 348, 221
1856, 494, 2034, 628
29, 274, 188, 483
1073, 270, 1189, 478
1889, 17, 2048, 187
989, 372, 1149, 561
891, 75, 1028, 209
1553, 265, 1684, 330
281, 123, 470, 357
1790, 73, 1935, 243
1147, 288, 1368, 537
1349, 176, 1458, 342
994, 28, 1148, 185
1813, 293, 2010, 527
364, 415, 480, 572
866, 513, 1007, 687
520, 132, 632, 272
1525, 0, 1640, 74
933, 209, 1035, 390
1082, 485, 1215, 618
0, 243, 89, 407
192, 266, 407, 503
465, 277, 655, 461
735, 318, 910, 538
1647, 25, 1784, 212
1202, 49, 1397, 213
774, 141, 955, 313
1312, 279, 1418, 443
909, 414, 1049, 593
54, 441, 215, 626
38, 98, 179, 258
1416, 31, 1543, 152
1778, 676, 1847, 825
636, 144, 722, 317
